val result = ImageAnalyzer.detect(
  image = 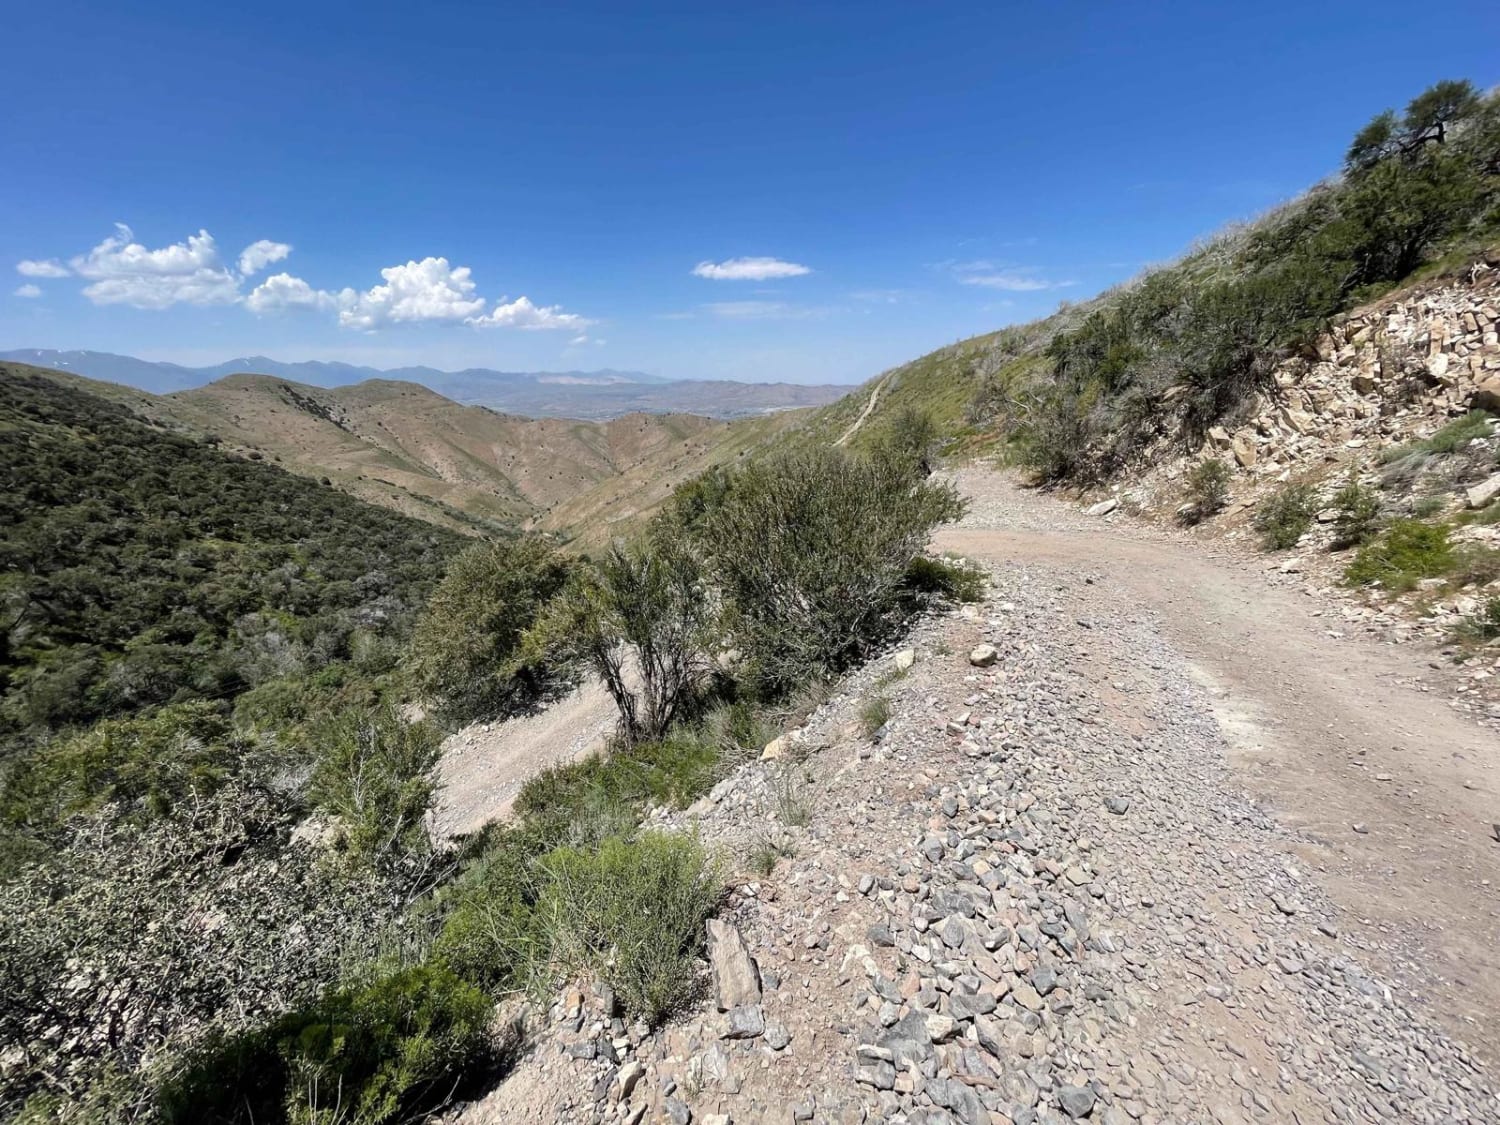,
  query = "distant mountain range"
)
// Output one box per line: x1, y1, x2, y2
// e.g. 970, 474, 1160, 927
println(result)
0, 349, 846, 420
